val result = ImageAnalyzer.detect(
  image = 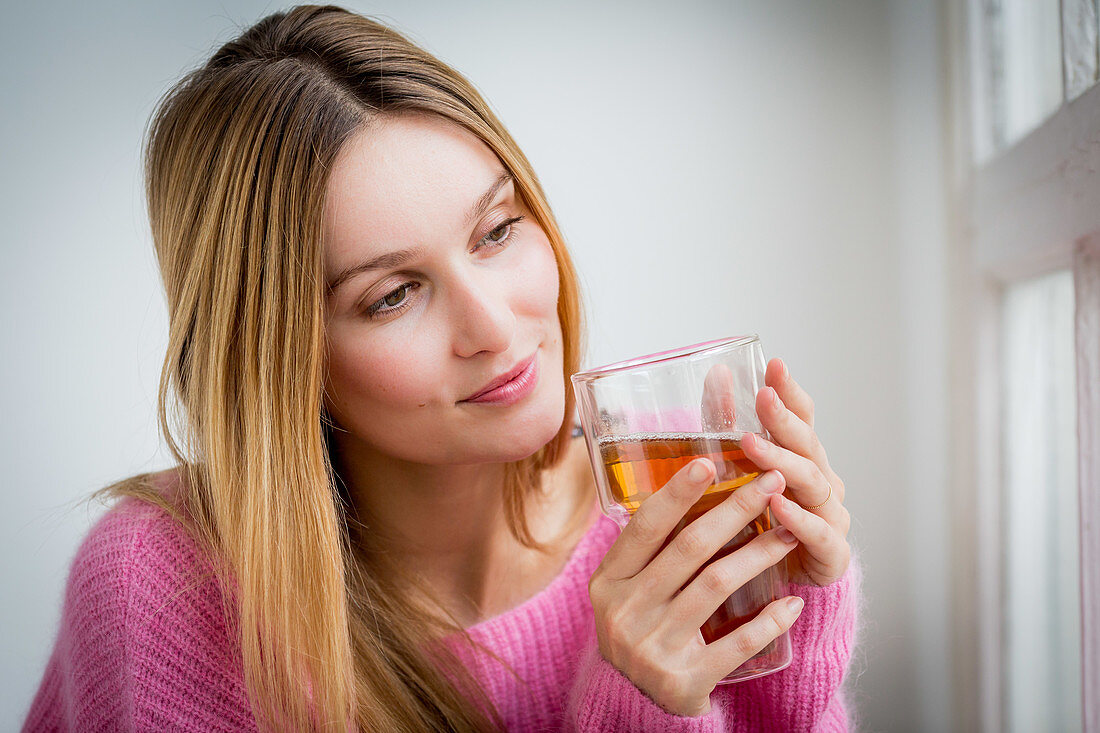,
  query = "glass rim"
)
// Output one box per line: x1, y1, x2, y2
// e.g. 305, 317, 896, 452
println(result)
570, 334, 759, 383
